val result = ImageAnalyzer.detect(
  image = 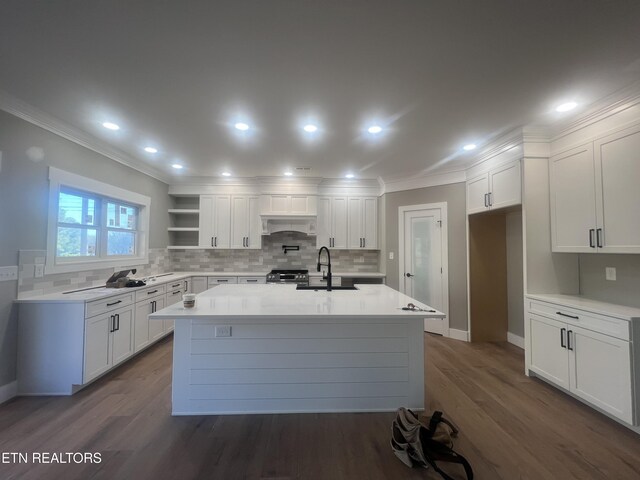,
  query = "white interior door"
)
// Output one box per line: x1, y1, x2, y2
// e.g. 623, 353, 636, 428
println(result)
400, 205, 447, 335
